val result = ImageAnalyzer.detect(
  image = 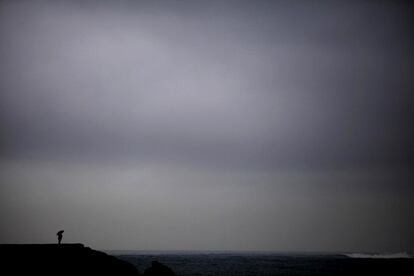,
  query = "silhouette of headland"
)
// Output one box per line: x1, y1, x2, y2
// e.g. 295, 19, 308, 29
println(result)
0, 243, 176, 275
0, 243, 138, 275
